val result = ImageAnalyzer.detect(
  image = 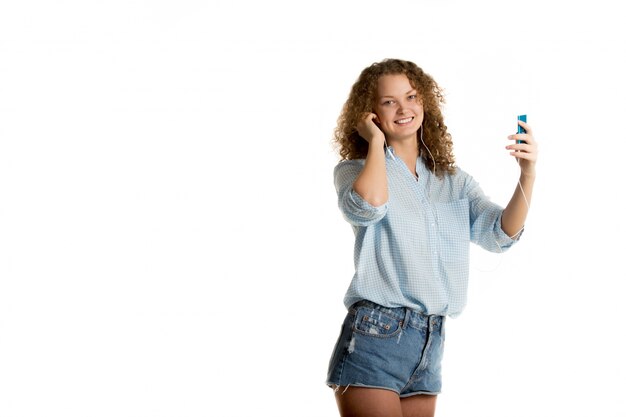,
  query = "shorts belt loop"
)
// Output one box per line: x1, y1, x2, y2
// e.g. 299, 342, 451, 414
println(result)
402, 307, 411, 329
